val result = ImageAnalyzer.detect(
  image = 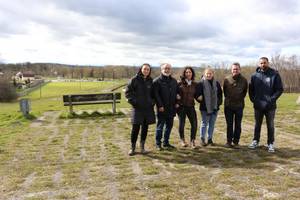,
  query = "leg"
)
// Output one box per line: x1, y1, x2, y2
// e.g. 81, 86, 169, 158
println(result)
129, 124, 140, 155
254, 109, 264, 143
207, 111, 218, 141
224, 107, 234, 144
200, 110, 208, 141
163, 117, 174, 146
155, 117, 165, 146
265, 109, 276, 145
233, 107, 243, 144
140, 120, 149, 153
186, 107, 197, 141
177, 107, 186, 141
